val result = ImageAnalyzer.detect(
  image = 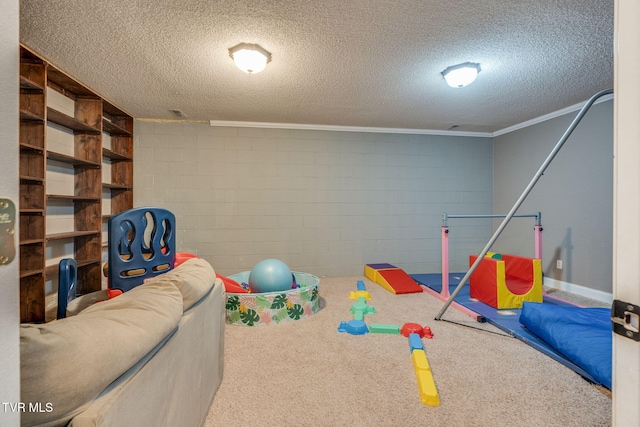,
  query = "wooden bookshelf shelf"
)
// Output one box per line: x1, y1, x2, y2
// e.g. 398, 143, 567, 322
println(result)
46, 151, 101, 168
19, 208, 44, 215
20, 238, 44, 246
47, 108, 101, 134
20, 269, 44, 279
103, 119, 132, 136
20, 142, 44, 153
20, 75, 44, 92
19, 175, 44, 184
46, 194, 101, 202
20, 109, 44, 122
47, 66, 99, 99
102, 183, 133, 190
45, 257, 101, 277
46, 230, 101, 241
102, 147, 132, 161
